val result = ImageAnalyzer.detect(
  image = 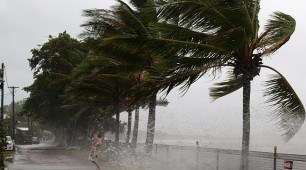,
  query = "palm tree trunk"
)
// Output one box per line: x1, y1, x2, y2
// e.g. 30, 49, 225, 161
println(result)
240, 80, 251, 170
69, 120, 77, 146
131, 105, 140, 148
145, 93, 157, 153
55, 126, 65, 146
126, 108, 132, 143
115, 110, 120, 143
